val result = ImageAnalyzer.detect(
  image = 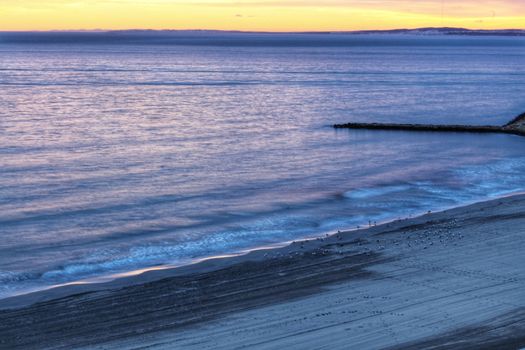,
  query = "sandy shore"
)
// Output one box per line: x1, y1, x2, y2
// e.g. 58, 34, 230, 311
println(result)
1, 194, 524, 349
